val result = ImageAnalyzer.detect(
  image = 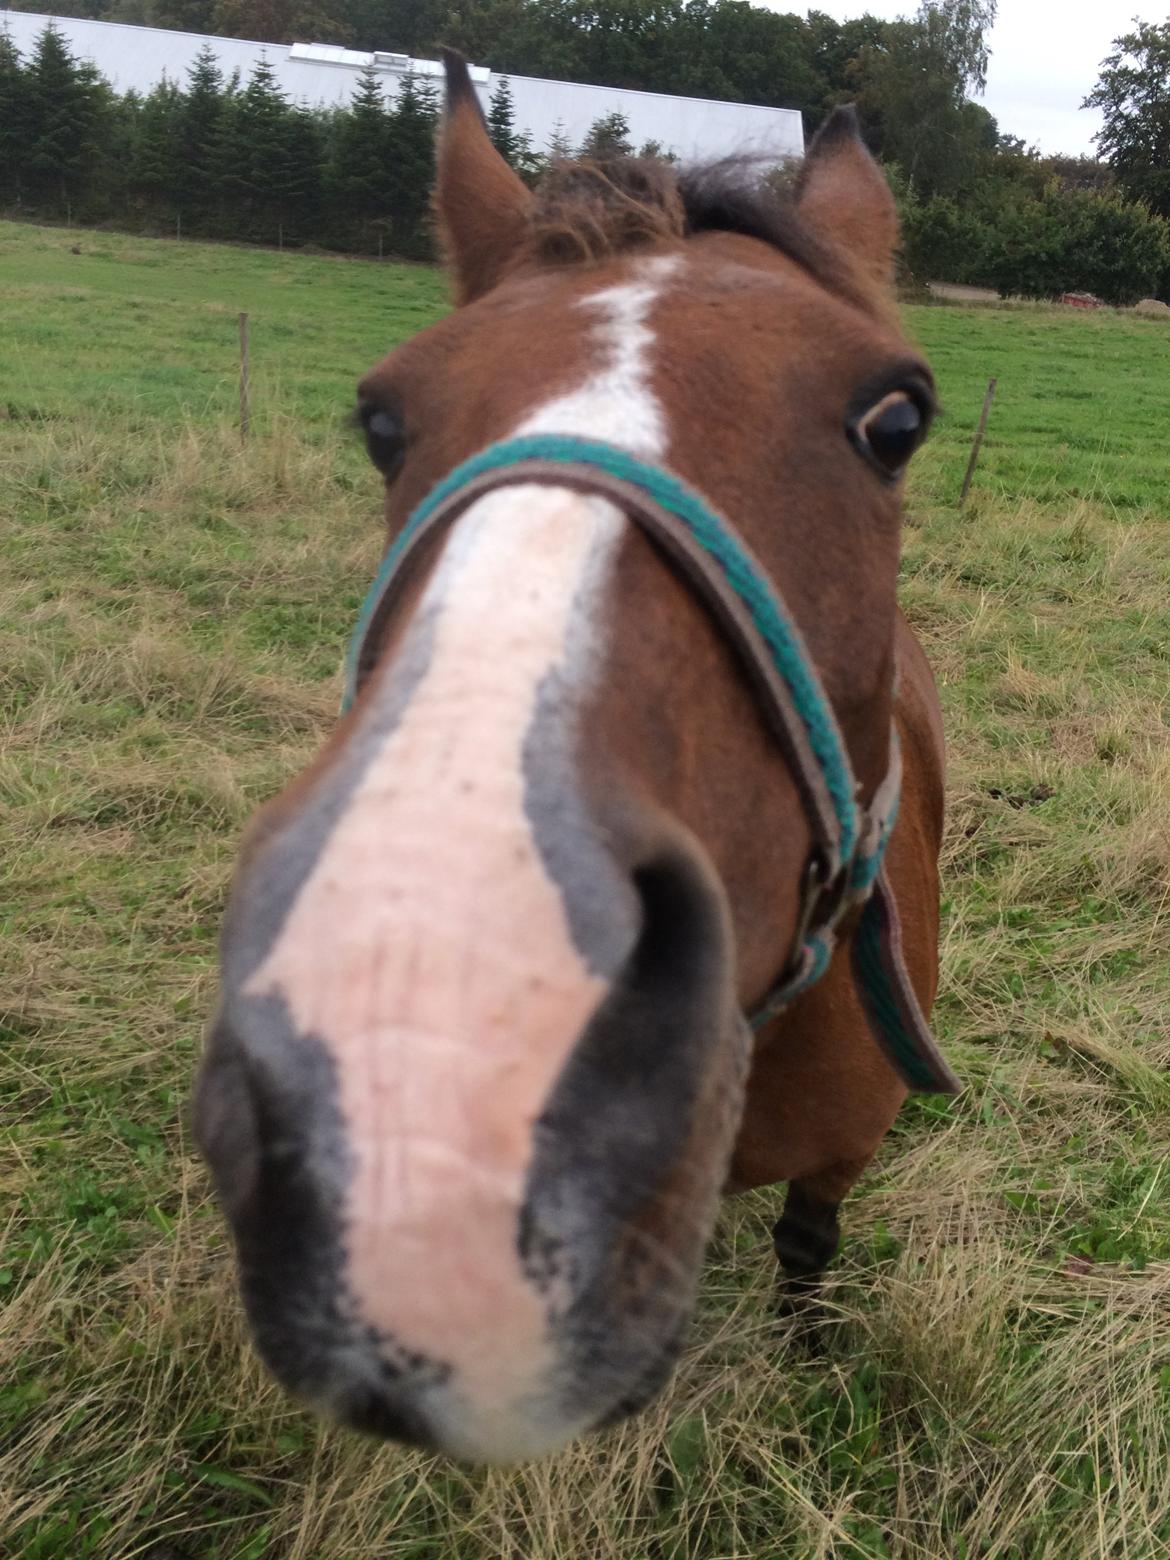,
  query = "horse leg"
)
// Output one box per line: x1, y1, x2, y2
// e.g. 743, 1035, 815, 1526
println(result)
771, 1159, 869, 1340
773, 1180, 841, 1291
